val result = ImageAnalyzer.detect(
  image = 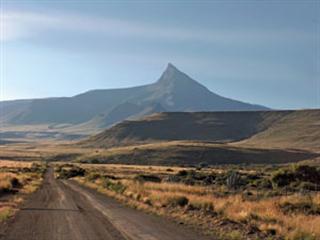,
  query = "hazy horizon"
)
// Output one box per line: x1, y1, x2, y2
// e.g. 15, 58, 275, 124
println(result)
1, 1, 319, 109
